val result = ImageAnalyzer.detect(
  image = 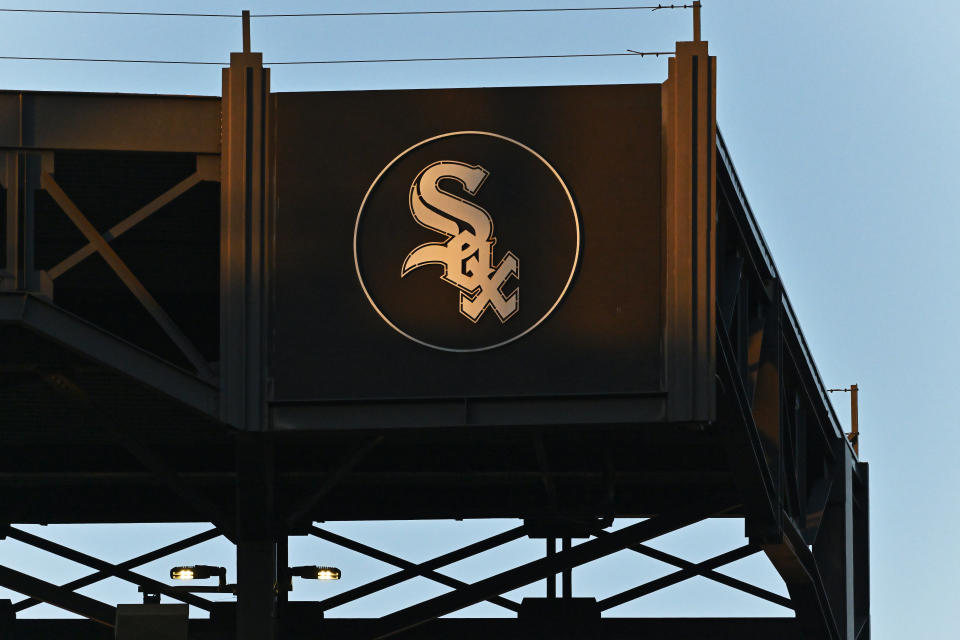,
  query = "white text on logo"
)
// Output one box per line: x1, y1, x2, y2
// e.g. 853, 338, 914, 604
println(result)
401, 161, 519, 322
